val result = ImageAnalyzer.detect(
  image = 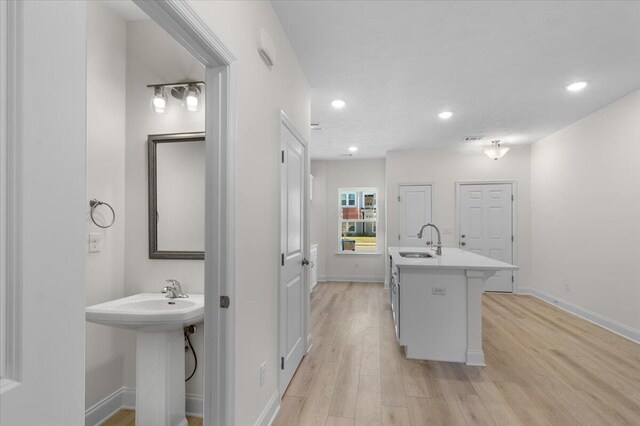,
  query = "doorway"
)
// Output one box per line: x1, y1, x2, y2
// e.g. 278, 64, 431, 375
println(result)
279, 112, 310, 396
457, 182, 515, 292
397, 184, 433, 247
